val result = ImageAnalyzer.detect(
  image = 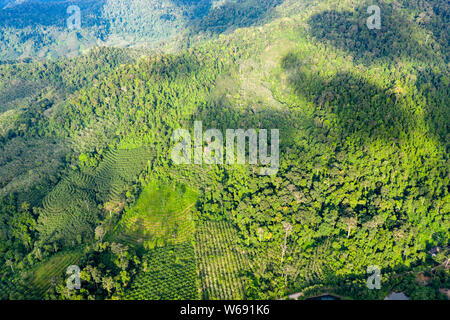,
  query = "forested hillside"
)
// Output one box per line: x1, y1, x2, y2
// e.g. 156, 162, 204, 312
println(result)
0, 0, 283, 61
0, 0, 448, 300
